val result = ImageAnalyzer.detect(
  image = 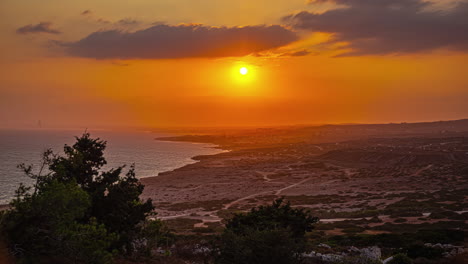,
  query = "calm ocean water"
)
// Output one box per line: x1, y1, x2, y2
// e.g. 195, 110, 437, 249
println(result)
0, 129, 223, 204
